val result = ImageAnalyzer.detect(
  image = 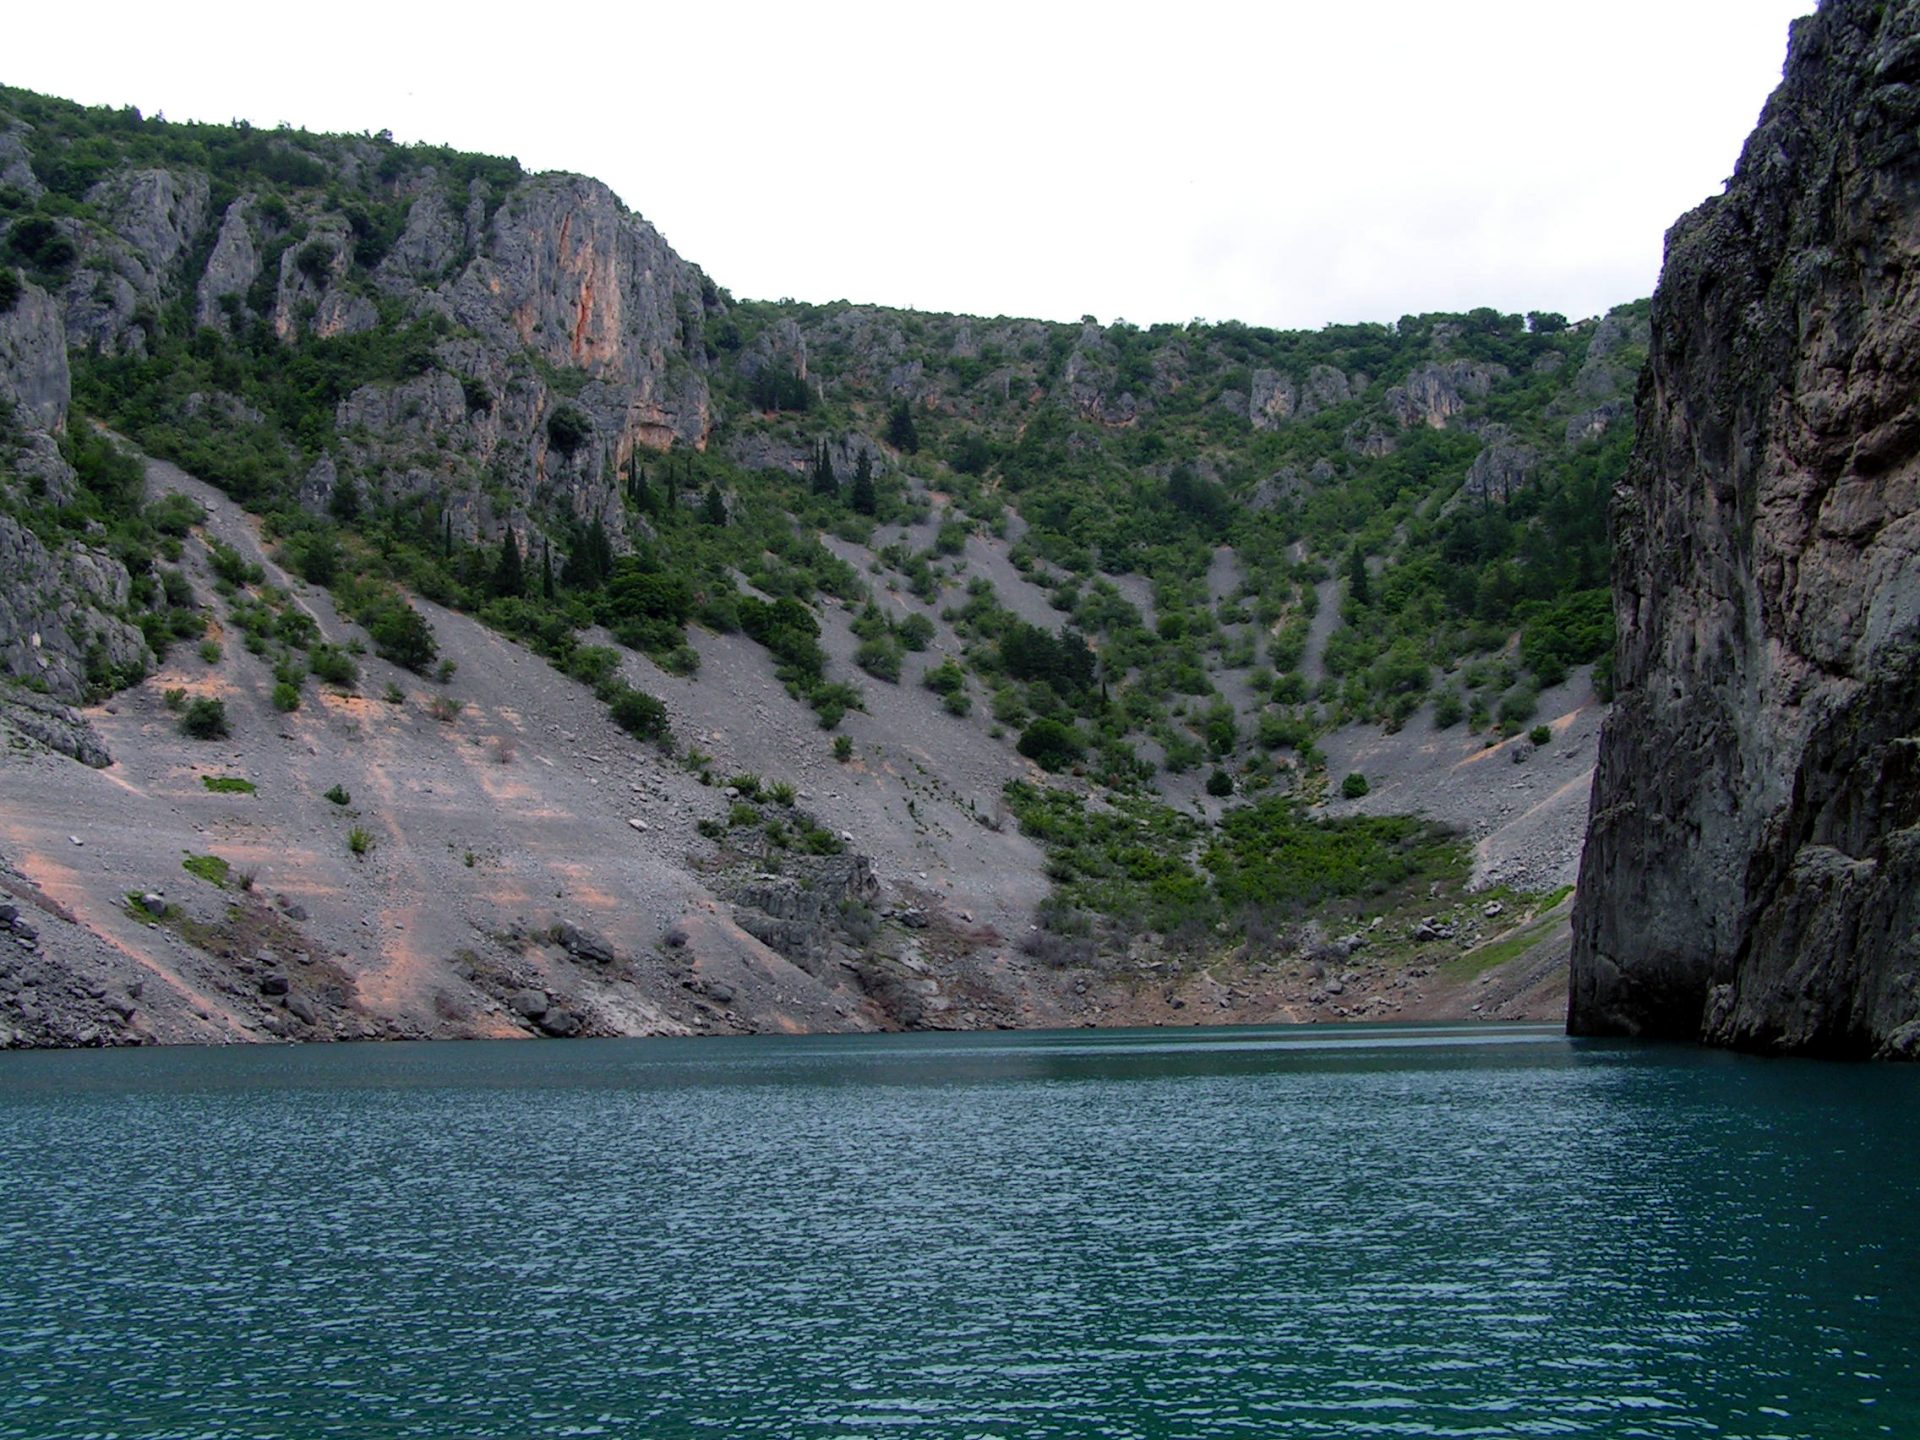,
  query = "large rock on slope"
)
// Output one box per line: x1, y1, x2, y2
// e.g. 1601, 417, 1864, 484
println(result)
1571, 0, 1920, 1057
